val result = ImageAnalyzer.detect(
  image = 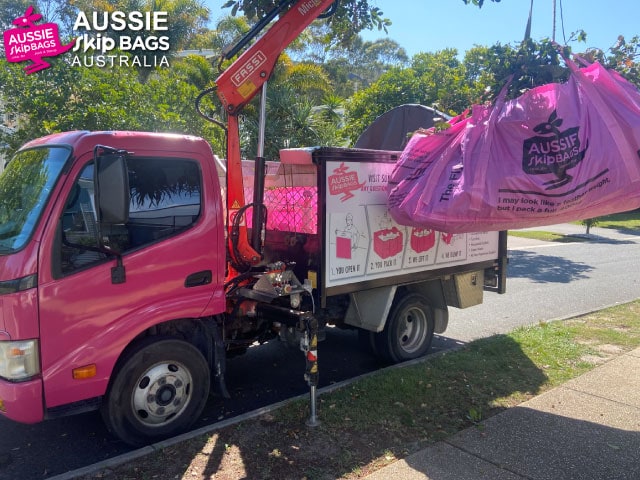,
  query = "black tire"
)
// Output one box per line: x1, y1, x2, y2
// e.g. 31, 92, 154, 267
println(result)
101, 338, 210, 447
374, 292, 434, 364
